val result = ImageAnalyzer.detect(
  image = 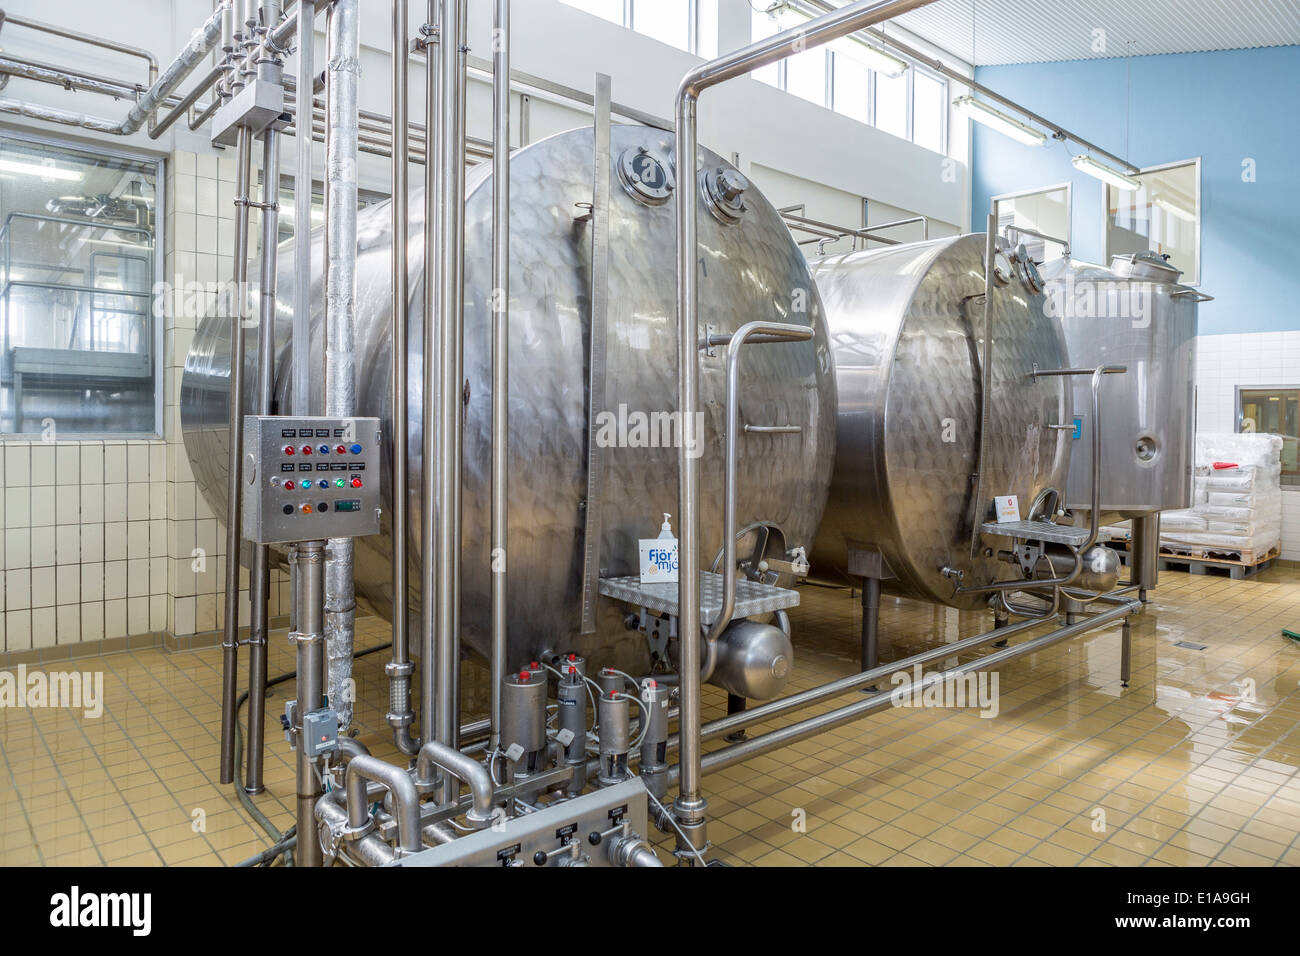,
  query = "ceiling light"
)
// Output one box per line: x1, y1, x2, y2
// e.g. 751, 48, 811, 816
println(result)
1071, 153, 1141, 191
769, 3, 908, 77
952, 95, 1046, 147
0, 158, 83, 182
